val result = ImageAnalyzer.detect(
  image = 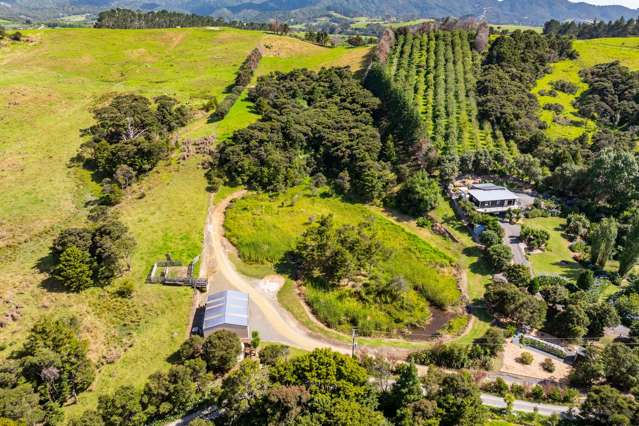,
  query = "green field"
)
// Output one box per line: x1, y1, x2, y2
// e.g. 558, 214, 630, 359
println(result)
224, 185, 461, 333
523, 217, 582, 279
534, 37, 639, 140
0, 27, 370, 416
